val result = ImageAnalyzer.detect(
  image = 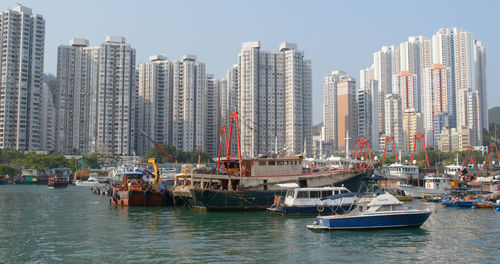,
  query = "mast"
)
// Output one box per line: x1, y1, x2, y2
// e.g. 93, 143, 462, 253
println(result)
345, 129, 351, 159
